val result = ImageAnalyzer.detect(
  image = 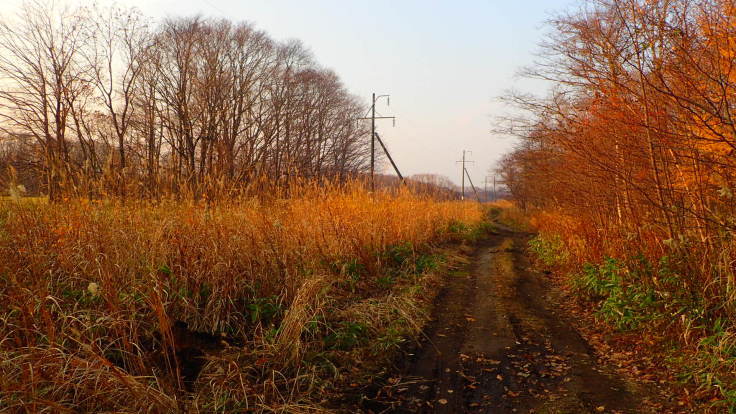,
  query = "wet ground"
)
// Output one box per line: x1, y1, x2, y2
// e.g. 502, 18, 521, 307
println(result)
361, 225, 651, 413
